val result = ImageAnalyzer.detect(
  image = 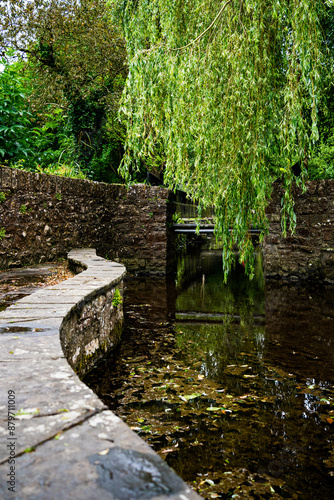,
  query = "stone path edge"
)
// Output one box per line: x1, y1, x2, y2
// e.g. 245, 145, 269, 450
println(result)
0, 249, 201, 500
